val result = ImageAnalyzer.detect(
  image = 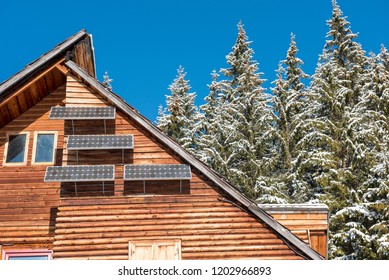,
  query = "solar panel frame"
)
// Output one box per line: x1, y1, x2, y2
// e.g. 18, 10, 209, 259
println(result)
49, 106, 116, 120
124, 164, 192, 181
44, 165, 115, 182
67, 134, 134, 150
